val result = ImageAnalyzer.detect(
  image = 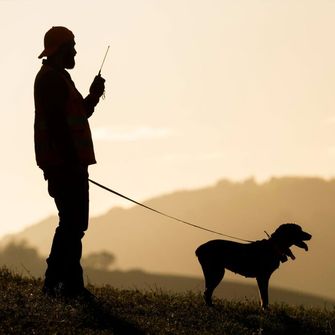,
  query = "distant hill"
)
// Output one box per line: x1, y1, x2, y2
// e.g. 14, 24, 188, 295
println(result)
2, 176, 335, 300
